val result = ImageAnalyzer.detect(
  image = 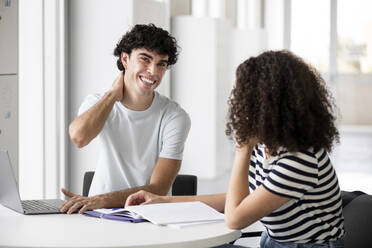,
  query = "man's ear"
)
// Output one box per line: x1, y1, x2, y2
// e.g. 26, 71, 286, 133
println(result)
121, 52, 129, 69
